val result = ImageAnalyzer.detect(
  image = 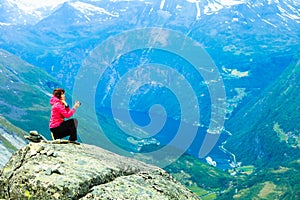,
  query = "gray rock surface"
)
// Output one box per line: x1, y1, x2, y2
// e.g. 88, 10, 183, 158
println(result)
0, 142, 200, 200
